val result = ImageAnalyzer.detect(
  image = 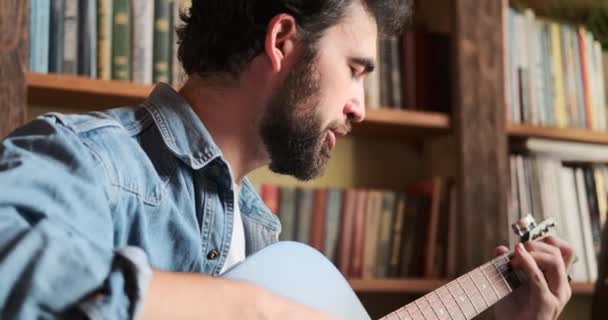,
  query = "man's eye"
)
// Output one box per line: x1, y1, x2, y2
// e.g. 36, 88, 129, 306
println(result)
349, 66, 359, 79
